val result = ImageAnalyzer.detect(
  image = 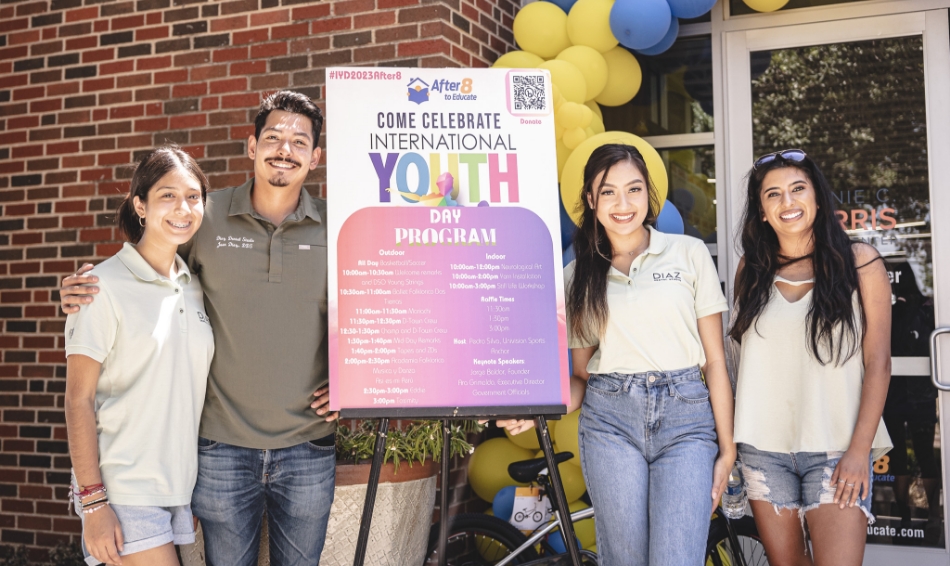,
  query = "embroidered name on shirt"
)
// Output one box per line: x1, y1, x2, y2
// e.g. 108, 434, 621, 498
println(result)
216, 235, 255, 249
653, 272, 682, 282
197, 312, 211, 326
